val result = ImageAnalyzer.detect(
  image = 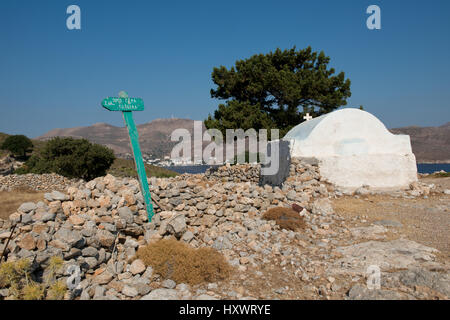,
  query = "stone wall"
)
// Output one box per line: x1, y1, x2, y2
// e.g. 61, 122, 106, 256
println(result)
204, 163, 260, 183
0, 173, 80, 192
